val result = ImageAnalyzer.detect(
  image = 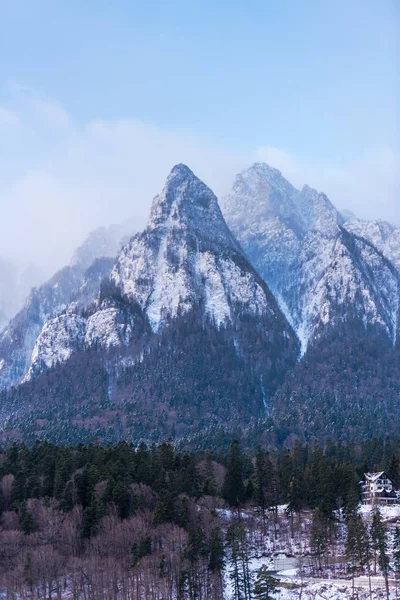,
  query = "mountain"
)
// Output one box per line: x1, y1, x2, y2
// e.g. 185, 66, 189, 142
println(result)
222, 163, 400, 443
0, 220, 136, 390
222, 163, 398, 353
0, 165, 299, 444
0, 162, 399, 446
344, 218, 400, 273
